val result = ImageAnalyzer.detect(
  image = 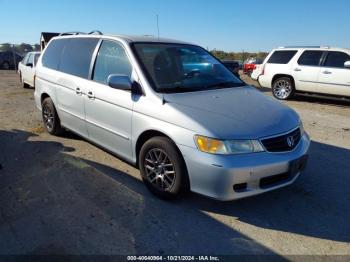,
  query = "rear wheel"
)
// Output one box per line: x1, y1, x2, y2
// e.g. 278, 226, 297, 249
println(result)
139, 136, 189, 200
272, 77, 295, 100
41, 97, 64, 135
